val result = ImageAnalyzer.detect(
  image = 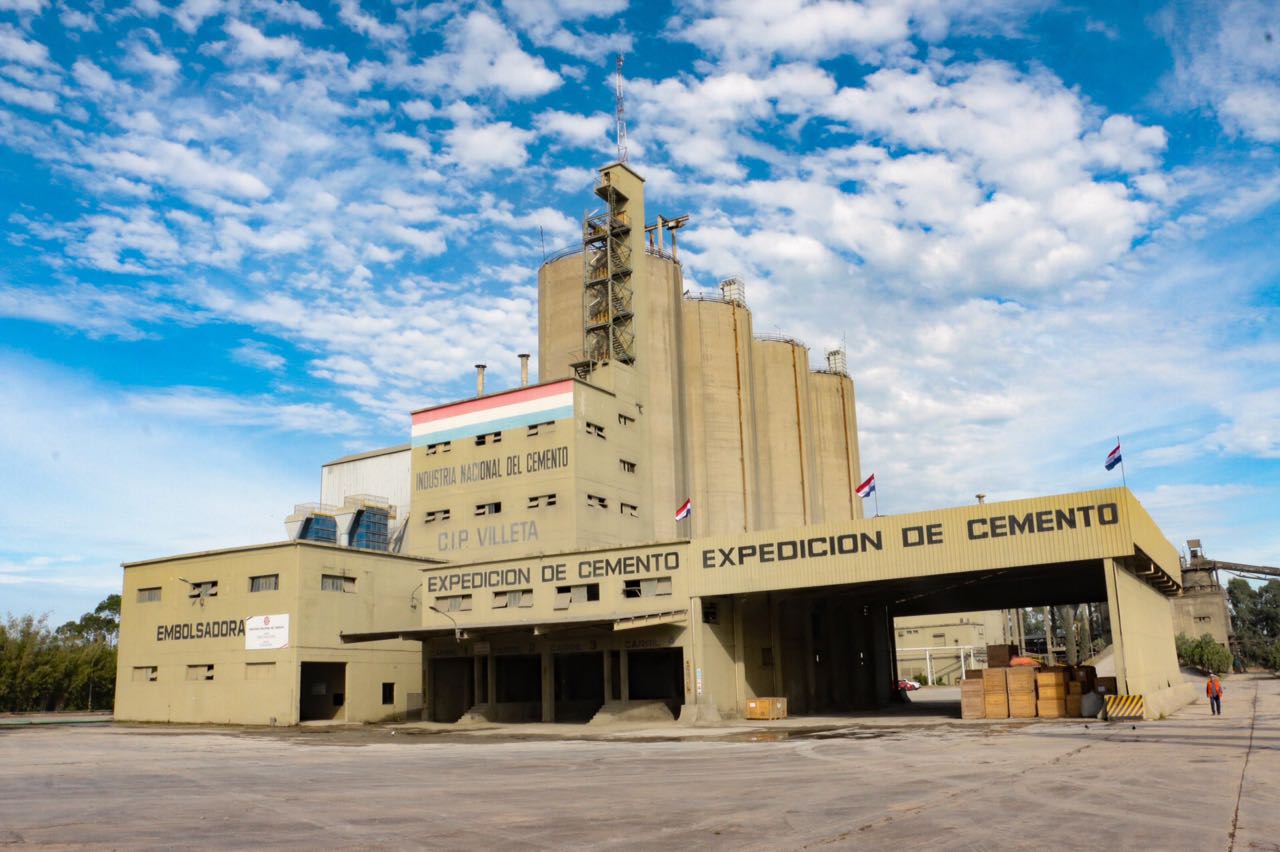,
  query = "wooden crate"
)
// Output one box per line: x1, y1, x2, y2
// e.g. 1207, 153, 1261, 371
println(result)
745, 697, 787, 720
1006, 667, 1037, 694
1009, 692, 1037, 718
984, 695, 1010, 719
1038, 698, 1067, 718
1065, 695, 1083, 717
986, 644, 1018, 667
982, 668, 1008, 692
